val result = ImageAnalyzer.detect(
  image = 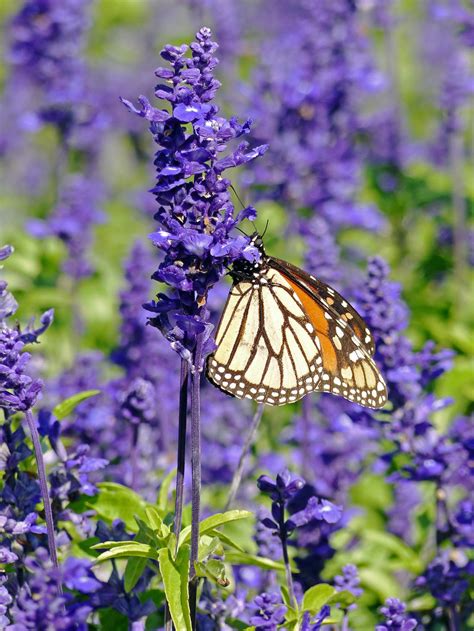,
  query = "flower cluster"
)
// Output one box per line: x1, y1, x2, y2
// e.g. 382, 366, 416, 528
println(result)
375, 598, 417, 631
8, 0, 92, 138
248, 592, 286, 630
28, 174, 105, 280
123, 27, 267, 363
8, 547, 100, 629
246, 0, 383, 285
0, 246, 53, 415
